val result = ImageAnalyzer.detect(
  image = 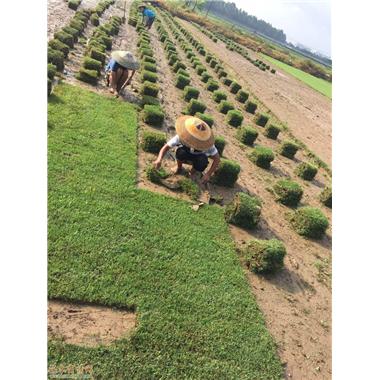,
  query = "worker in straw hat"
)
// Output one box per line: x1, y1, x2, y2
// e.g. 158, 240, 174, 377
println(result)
138, 4, 156, 30
105, 50, 140, 95
154, 116, 221, 184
